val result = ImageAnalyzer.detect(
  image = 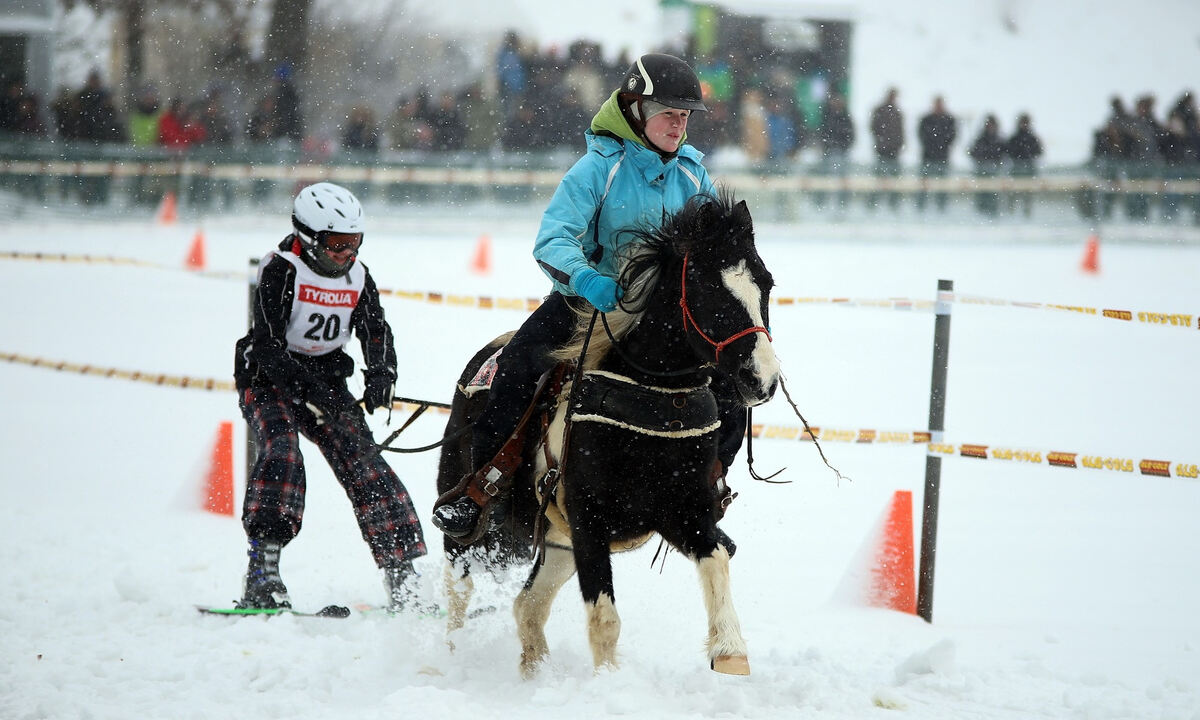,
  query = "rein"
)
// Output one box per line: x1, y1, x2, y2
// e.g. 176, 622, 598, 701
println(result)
678, 252, 772, 362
